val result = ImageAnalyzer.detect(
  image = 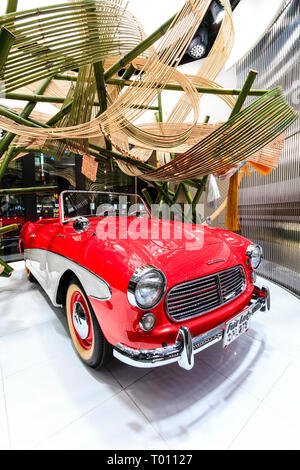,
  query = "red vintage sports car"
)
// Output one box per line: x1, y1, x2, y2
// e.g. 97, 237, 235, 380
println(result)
19, 190, 270, 371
